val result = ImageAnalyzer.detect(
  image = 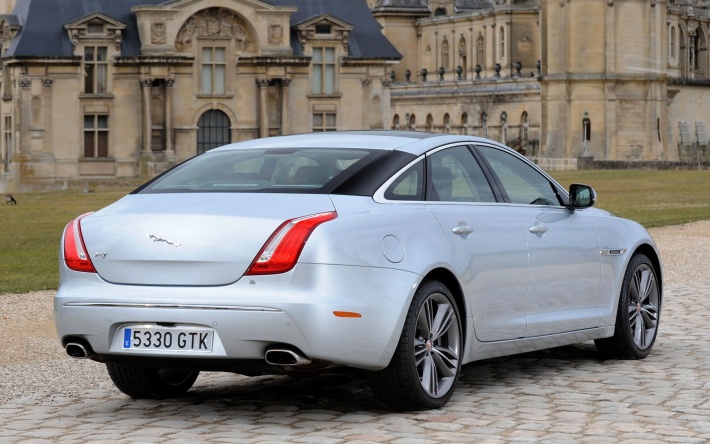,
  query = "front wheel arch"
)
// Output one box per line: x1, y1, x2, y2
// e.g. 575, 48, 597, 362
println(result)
632, 243, 663, 299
